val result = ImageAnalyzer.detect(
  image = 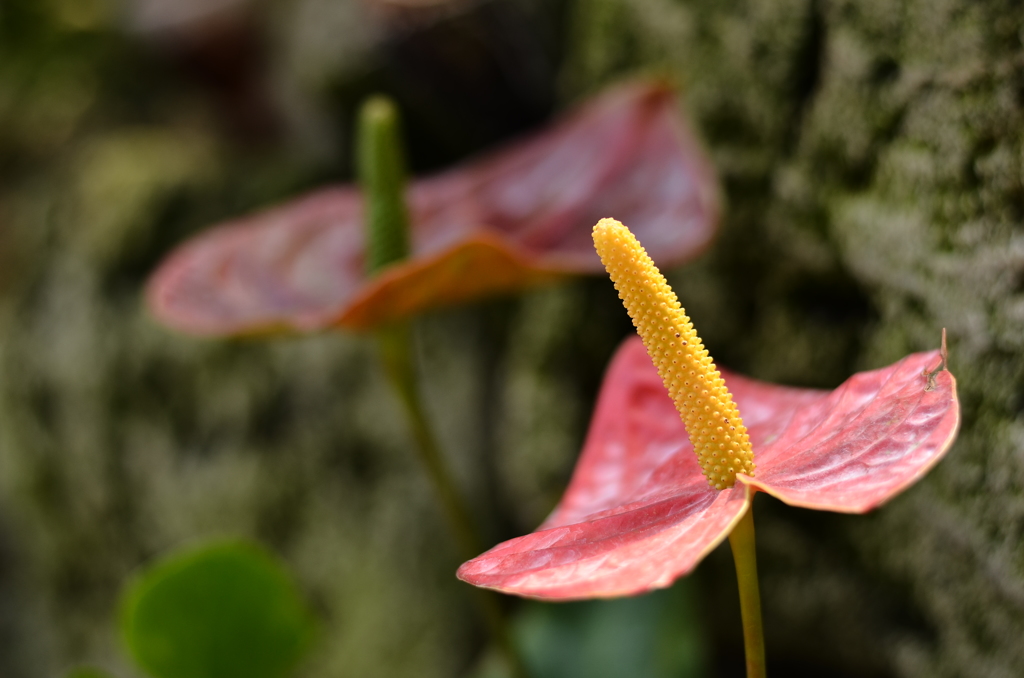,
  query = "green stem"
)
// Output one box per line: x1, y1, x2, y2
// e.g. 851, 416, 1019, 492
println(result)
376, 324, 480, 556
728, 504, 767, 678
376, 324, 530, 678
